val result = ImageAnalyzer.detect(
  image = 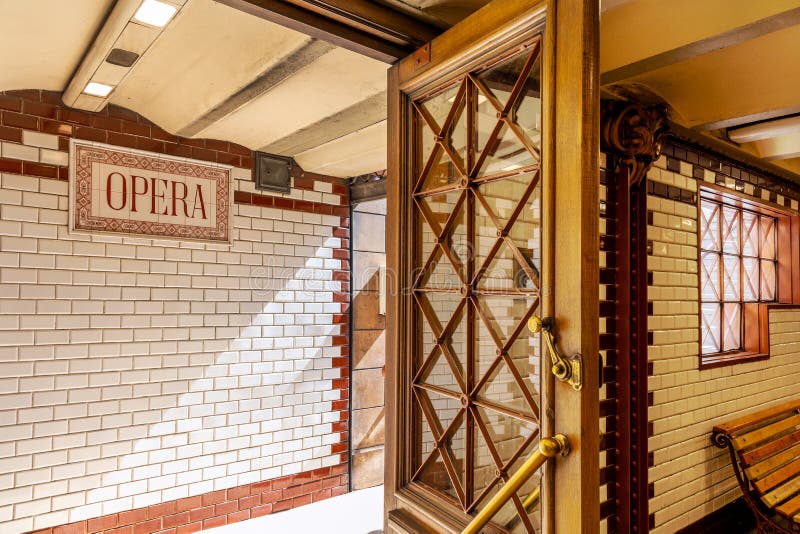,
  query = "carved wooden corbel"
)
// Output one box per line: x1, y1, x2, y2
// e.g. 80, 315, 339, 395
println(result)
601, 100, 668, 187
